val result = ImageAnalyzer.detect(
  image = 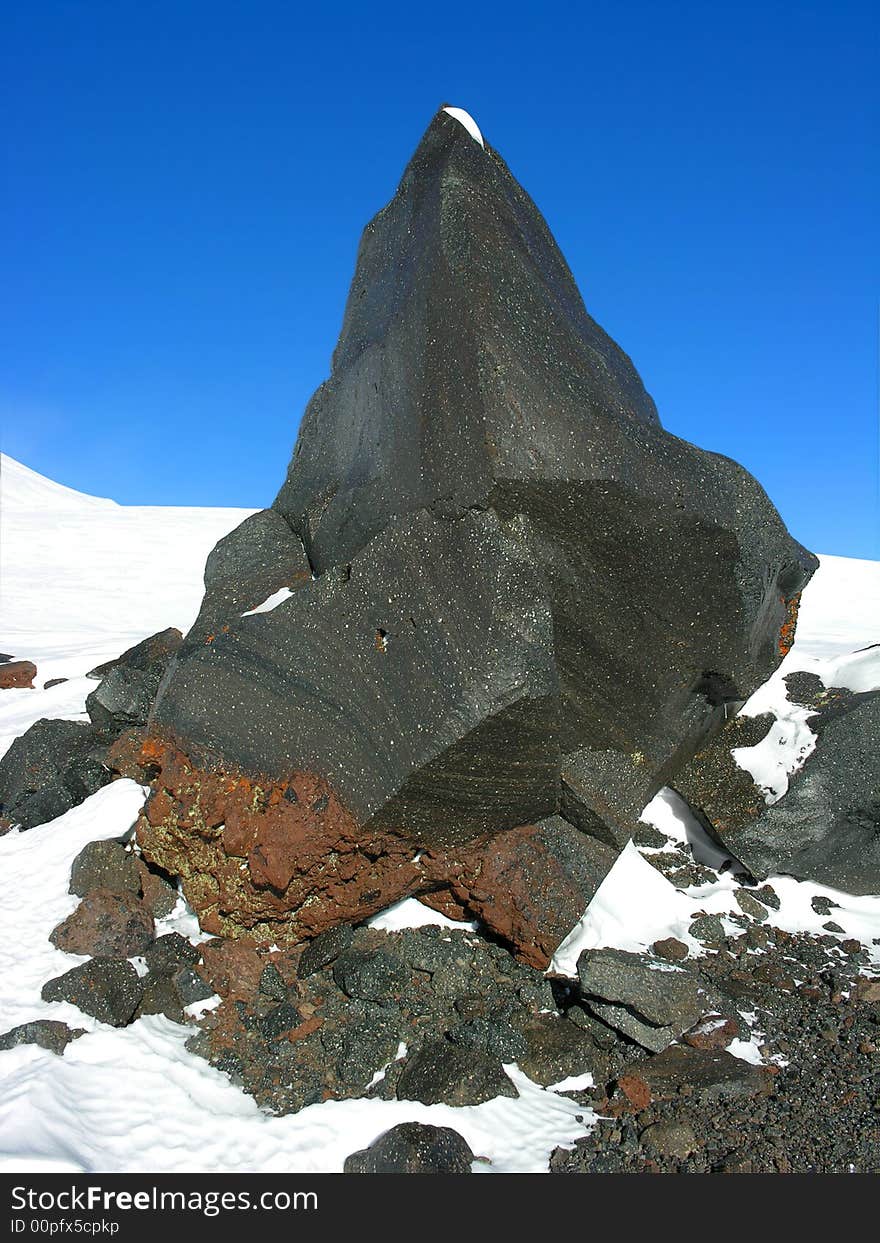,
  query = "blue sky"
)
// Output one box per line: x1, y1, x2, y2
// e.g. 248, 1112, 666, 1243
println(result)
2, 1, 877, 557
